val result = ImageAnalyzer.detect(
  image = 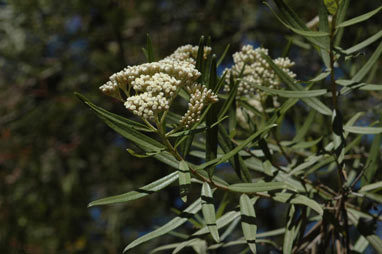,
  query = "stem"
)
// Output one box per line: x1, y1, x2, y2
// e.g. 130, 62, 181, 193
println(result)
329, 14, 338, 111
